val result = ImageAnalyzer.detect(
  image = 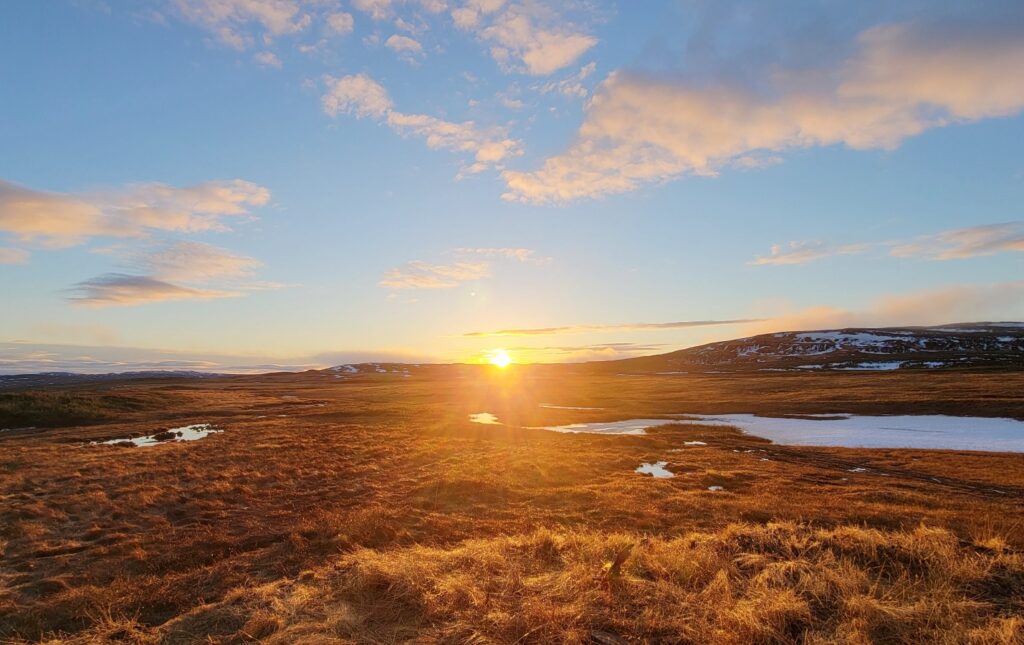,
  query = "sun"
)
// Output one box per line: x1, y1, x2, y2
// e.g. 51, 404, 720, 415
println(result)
487, 349, 513, 369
